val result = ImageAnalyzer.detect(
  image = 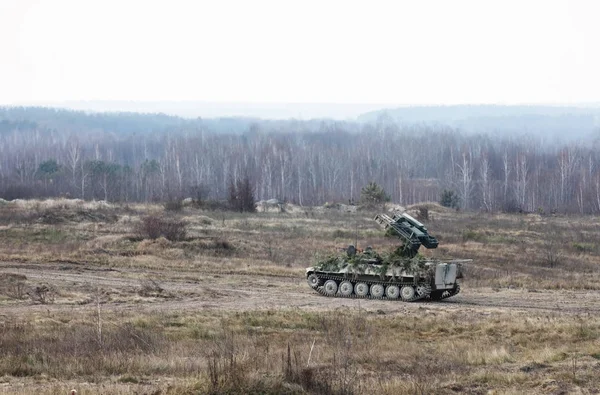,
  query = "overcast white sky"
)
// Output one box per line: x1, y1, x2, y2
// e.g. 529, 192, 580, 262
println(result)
0, 0, 598, 107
